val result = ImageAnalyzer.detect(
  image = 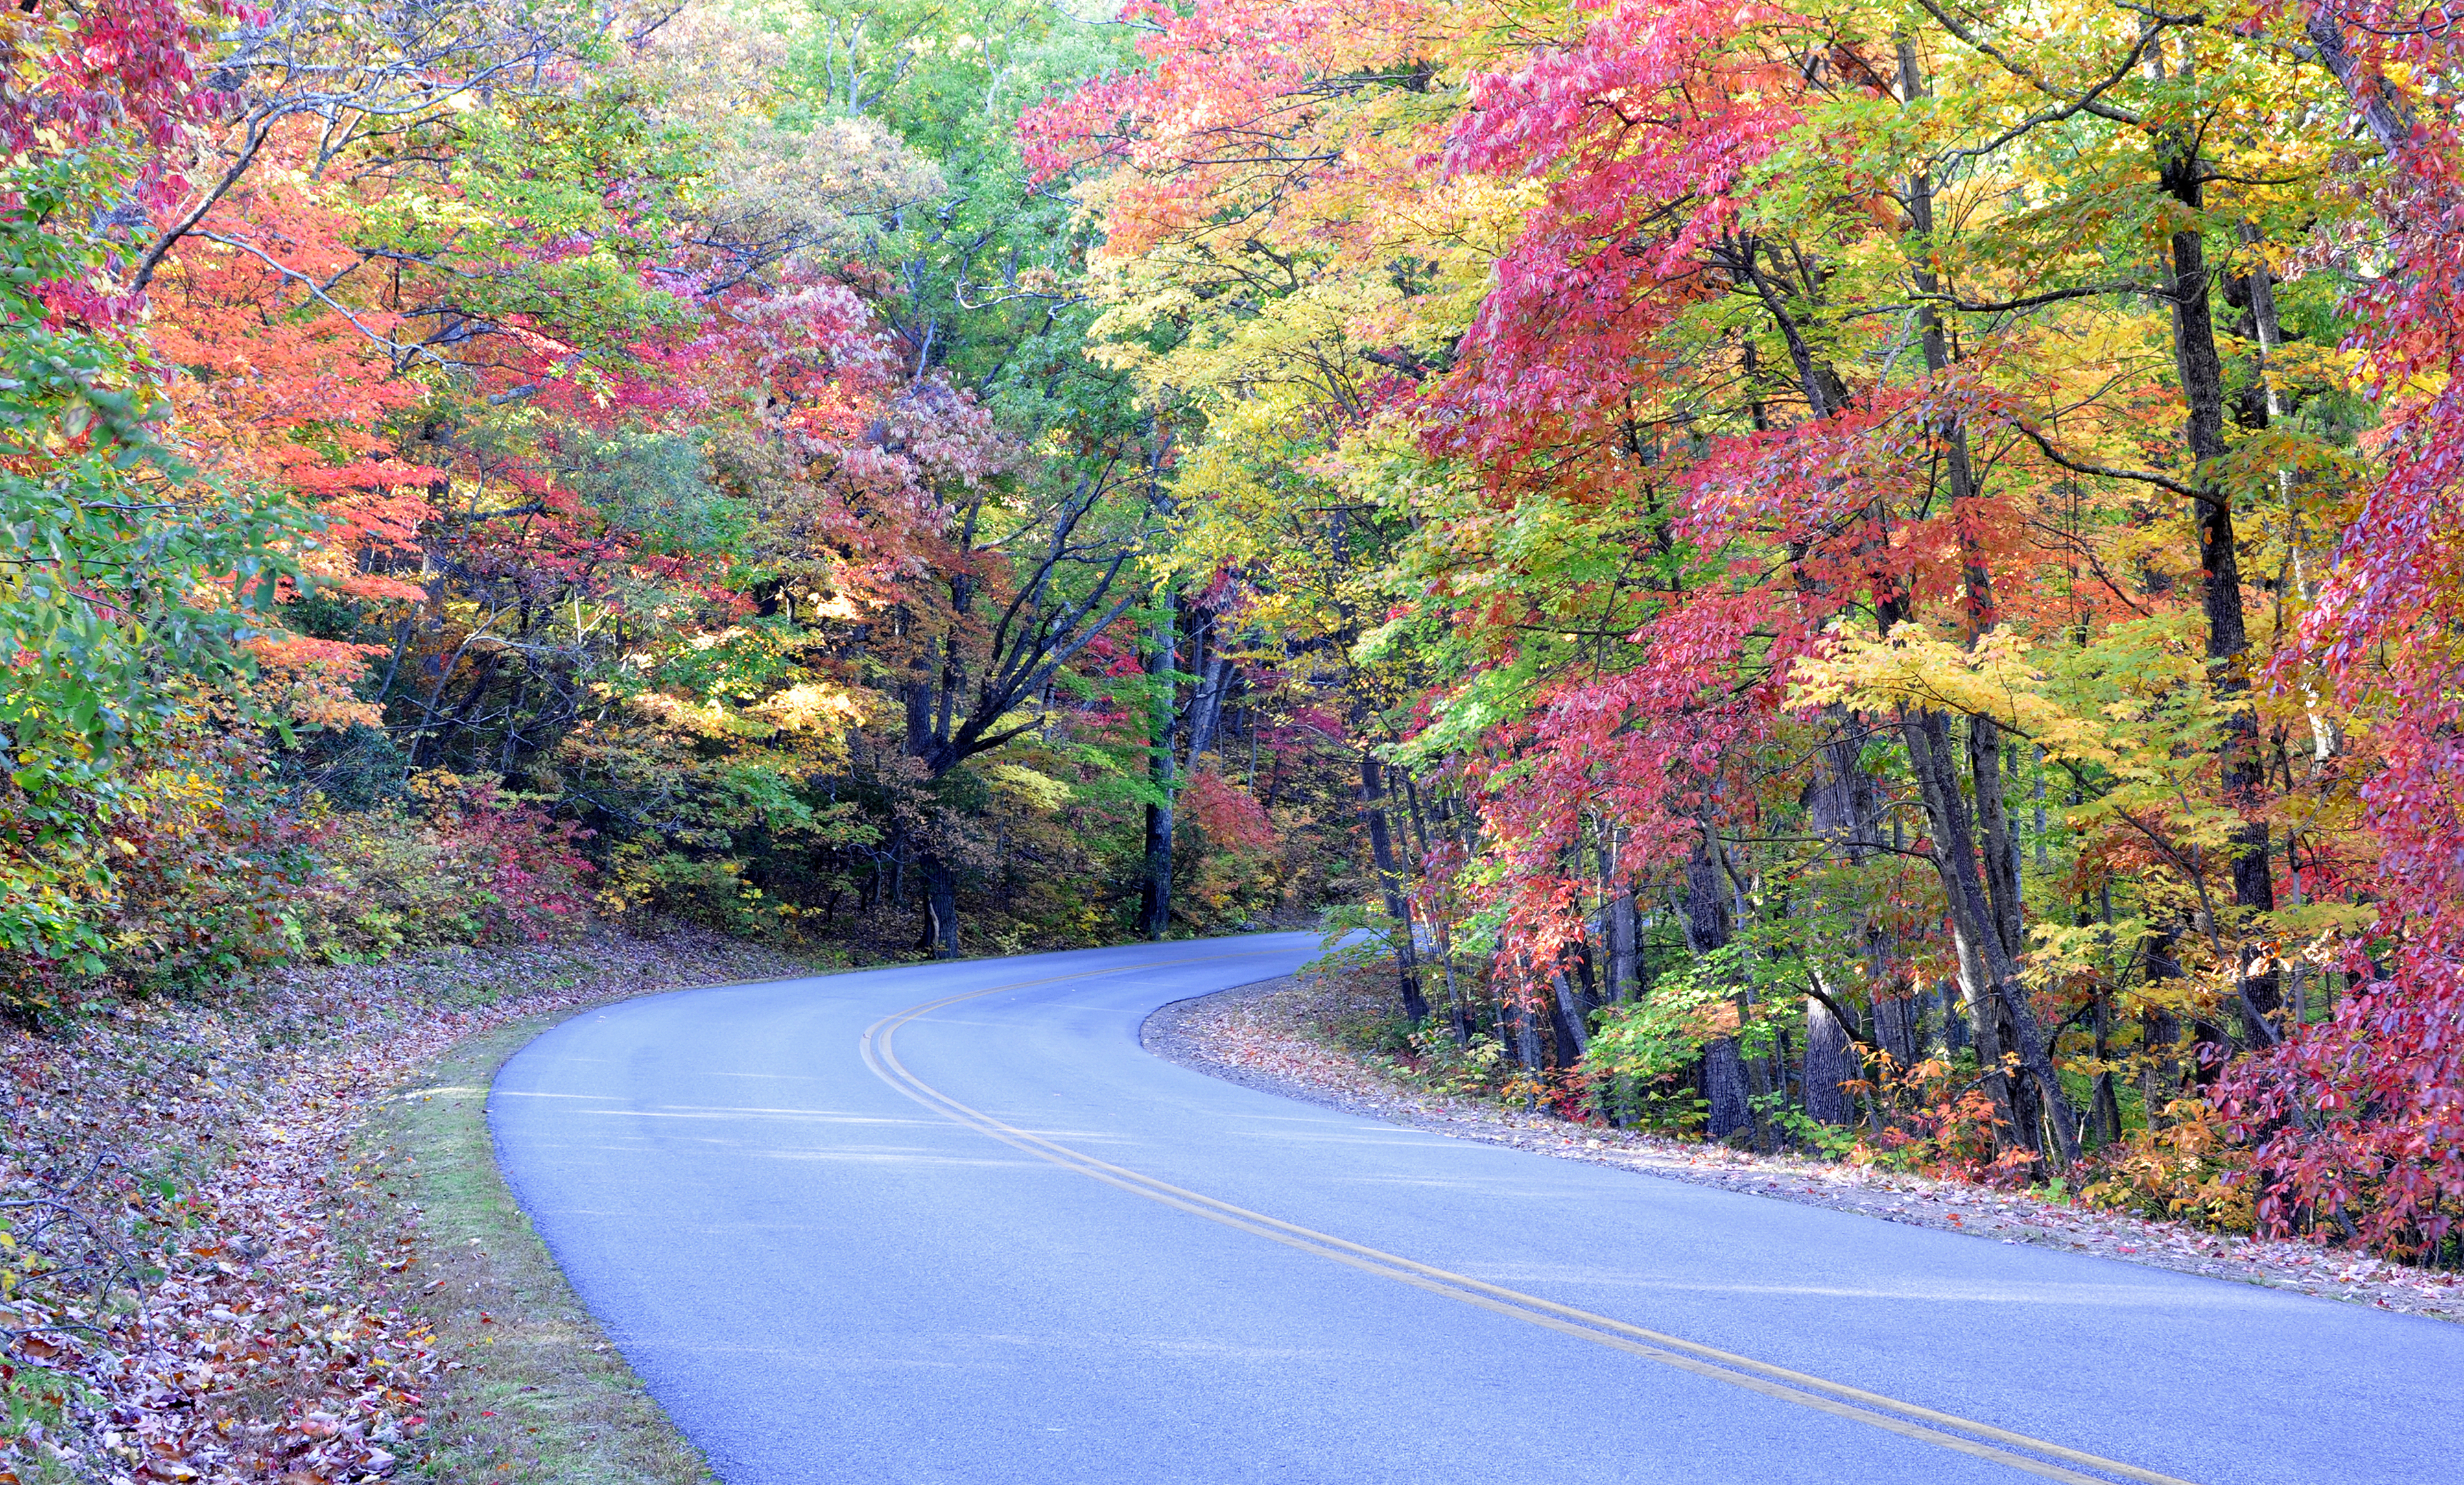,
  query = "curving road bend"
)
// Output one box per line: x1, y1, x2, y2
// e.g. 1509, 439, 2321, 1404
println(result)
490, 935, 2463, 1485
